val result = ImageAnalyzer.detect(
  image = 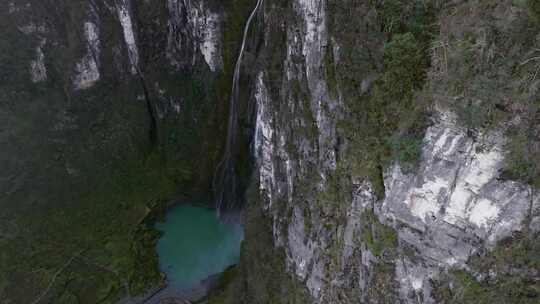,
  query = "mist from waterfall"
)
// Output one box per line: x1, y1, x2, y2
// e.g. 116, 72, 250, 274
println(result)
213, 0, 264, 214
